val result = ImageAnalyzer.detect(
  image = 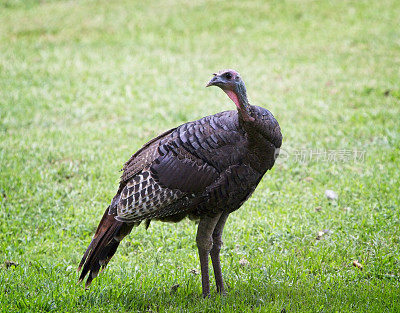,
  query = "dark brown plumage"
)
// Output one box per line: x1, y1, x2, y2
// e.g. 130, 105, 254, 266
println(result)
78, 69, 282, 297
